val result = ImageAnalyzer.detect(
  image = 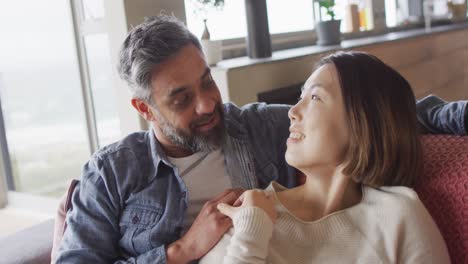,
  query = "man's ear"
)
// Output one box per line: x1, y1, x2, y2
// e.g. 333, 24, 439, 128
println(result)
131, 98, 157, 122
